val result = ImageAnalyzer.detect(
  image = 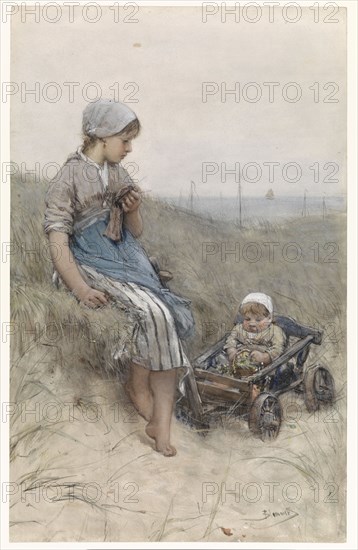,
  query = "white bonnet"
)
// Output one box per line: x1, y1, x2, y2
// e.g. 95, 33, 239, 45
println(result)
82, 99, 137, 138
240, 292, 273, 315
